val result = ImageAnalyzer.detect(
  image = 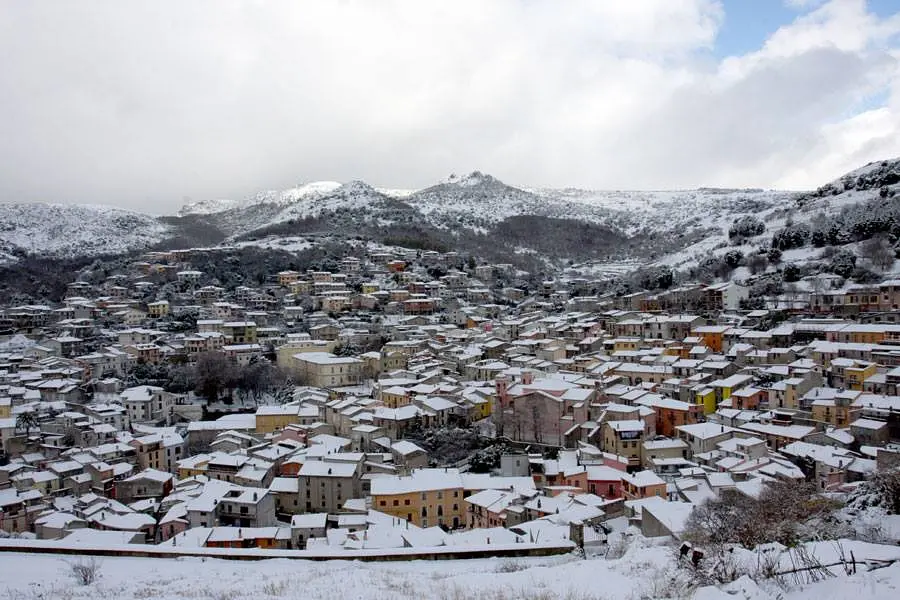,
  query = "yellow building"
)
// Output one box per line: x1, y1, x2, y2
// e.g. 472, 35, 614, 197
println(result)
845, 362, 877, 391
464, 394, 492, 421
288, 280, 313, 295
370, 469, 465, 529
277, 270, 300, 286
613, 338, 641, 352
255, 405, 299, 434
176, 454, 210, 479
147, 300, 170, 318
379, 386, 410, 409
222, 321, 257, 344
361, 282, 380, 294
0, 398, 10, 419
694, 387, 716, 415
